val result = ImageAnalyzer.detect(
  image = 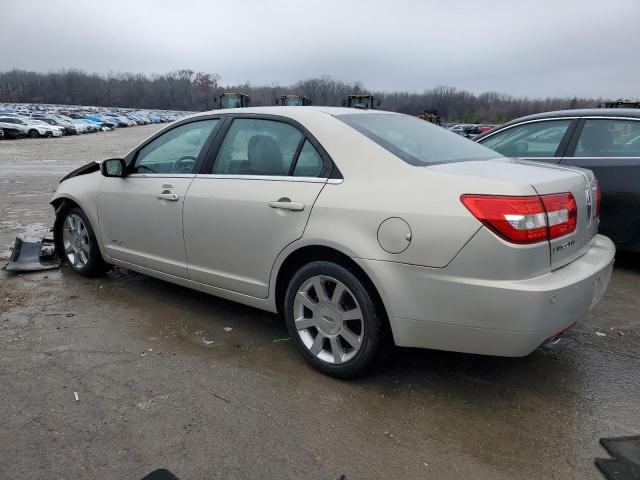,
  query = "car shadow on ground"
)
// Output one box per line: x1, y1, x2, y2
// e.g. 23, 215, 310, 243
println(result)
614, 250, 640, 274
97, 265, 578, 392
